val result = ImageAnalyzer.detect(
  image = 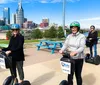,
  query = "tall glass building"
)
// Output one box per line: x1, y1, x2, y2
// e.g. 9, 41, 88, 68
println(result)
3, 7, 10, 24
12, 13, 16, 24
16, 0, 24, 27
